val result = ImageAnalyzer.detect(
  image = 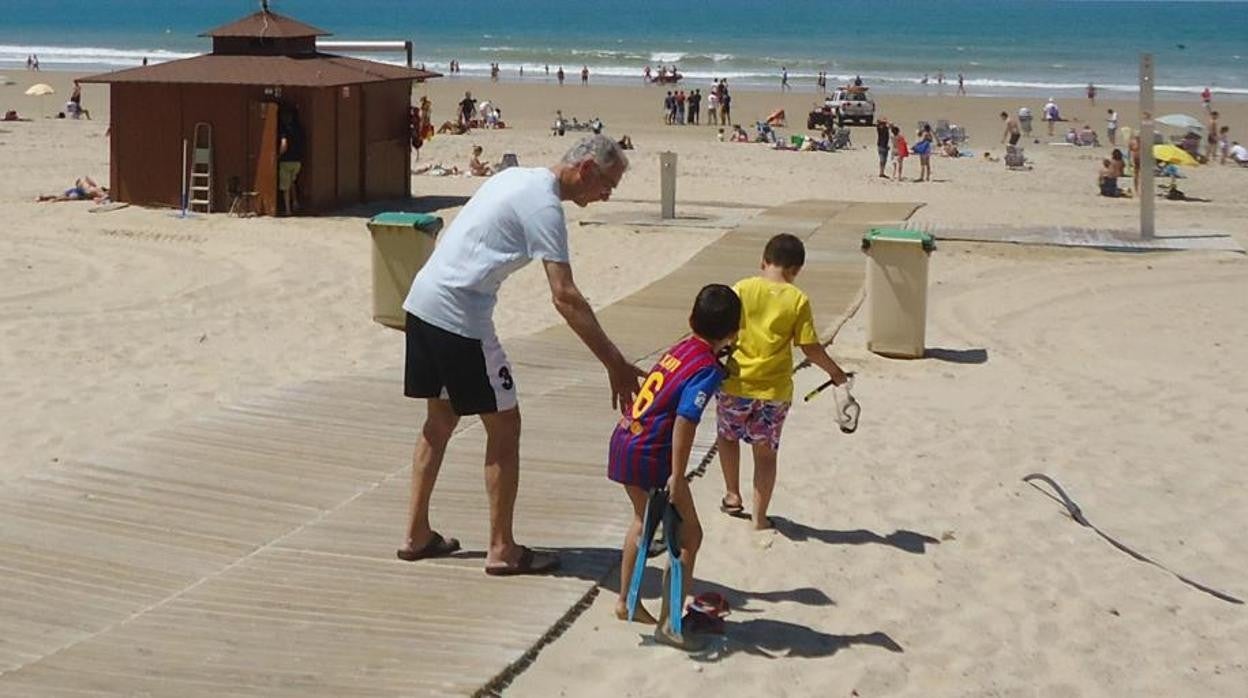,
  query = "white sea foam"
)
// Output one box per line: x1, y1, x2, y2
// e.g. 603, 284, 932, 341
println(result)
3, 41, 1244, 98
0, 44, 196, 68
649, 52, 685, 63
